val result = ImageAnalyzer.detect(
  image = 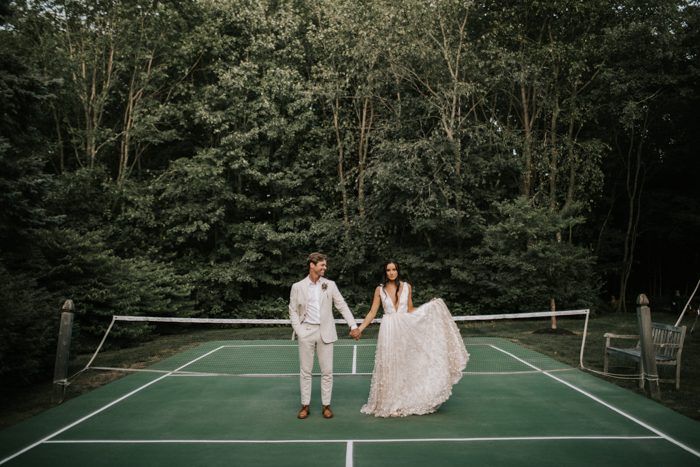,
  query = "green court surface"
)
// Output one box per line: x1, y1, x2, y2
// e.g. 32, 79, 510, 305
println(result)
1, 338, 699, 466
